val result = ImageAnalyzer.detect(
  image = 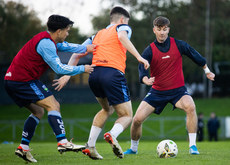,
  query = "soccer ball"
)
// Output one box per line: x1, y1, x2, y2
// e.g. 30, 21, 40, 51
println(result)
156, 139, 178, 158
